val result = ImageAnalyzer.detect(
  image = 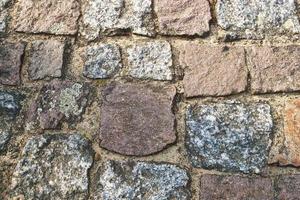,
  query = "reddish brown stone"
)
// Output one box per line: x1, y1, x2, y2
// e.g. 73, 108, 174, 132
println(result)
248, 46, 300, 93
277, 175, 300, 200
200, 175, 274, 200
99, 83, 176, 156
0, 43, 25, 86
14, 0, 80, 35
154, 0, 211, 36
179, 43, 247, 97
